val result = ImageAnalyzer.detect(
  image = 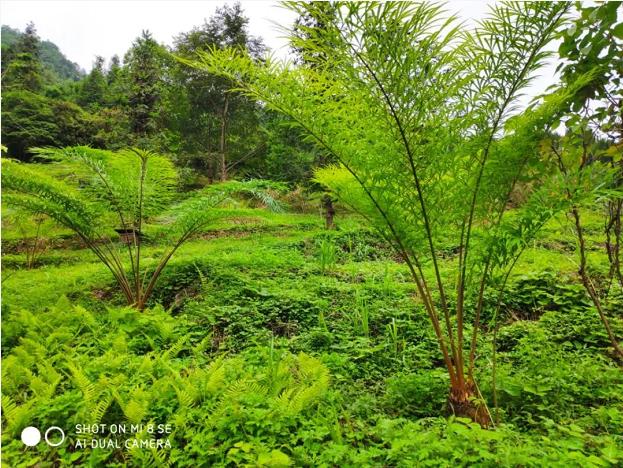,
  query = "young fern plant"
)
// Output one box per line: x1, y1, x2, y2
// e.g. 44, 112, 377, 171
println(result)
183, 1, 573, 424
2, 146, 281, 310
